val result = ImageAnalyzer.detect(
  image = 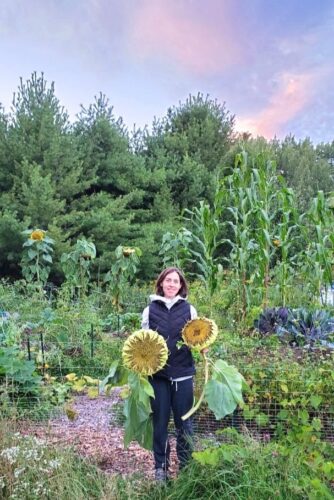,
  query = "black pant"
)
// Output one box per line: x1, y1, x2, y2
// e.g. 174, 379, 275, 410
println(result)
150, 377, 194, 470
